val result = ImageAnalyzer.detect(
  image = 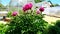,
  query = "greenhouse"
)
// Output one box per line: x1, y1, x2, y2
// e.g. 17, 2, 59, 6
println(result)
0, 0, 60, 34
